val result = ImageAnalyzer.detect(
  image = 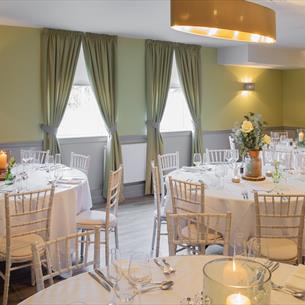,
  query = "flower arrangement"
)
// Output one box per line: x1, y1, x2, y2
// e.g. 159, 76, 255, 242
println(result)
233, 112, 270, 156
